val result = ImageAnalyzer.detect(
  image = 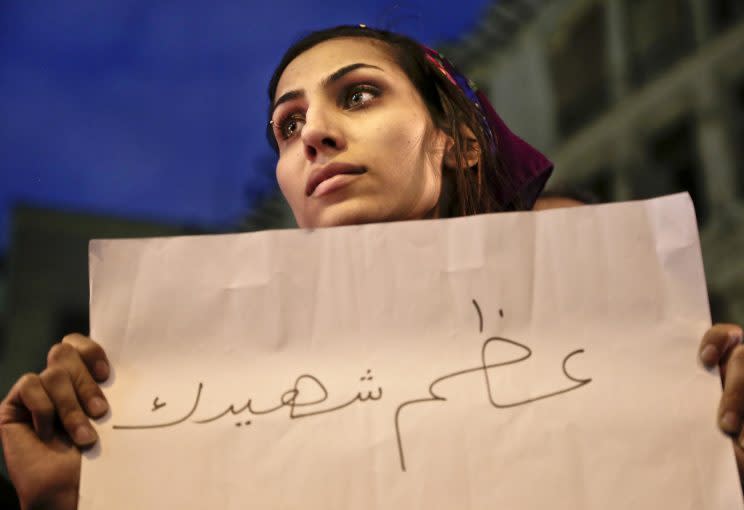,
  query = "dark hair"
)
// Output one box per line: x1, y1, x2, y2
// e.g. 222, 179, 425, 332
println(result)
267, 25, 516, 216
